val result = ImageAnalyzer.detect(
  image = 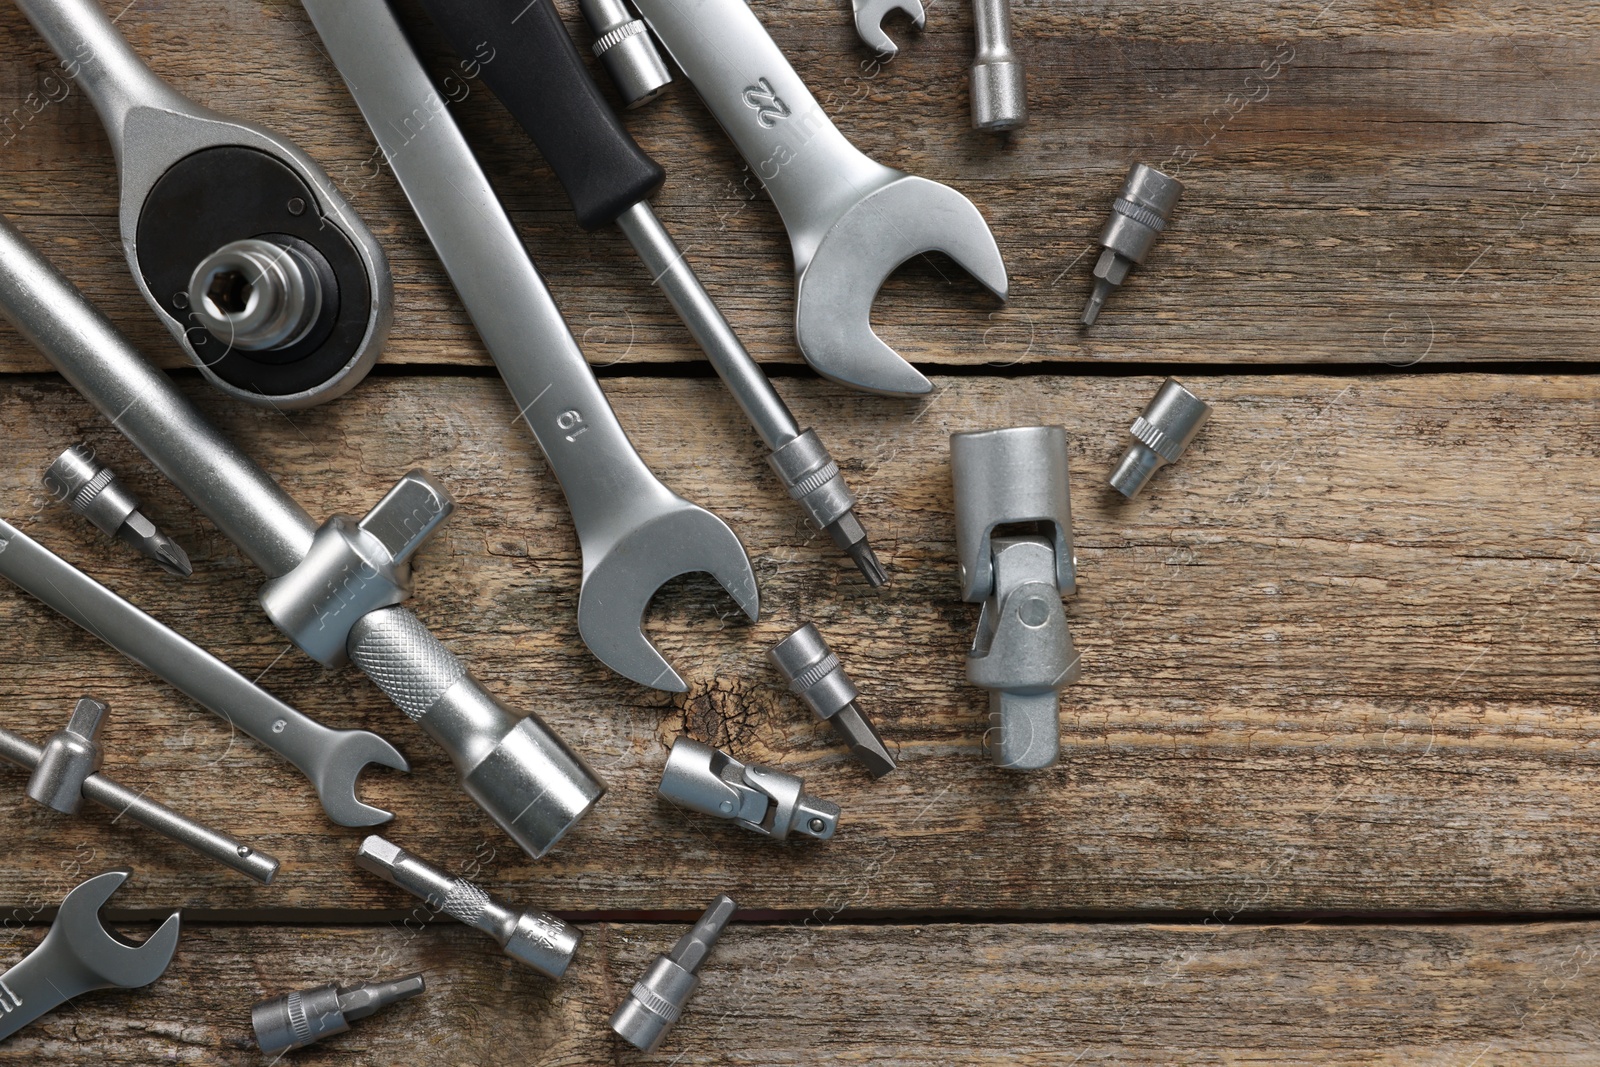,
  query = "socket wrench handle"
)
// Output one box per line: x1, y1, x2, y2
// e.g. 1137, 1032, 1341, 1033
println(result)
628, 0, 900, 269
